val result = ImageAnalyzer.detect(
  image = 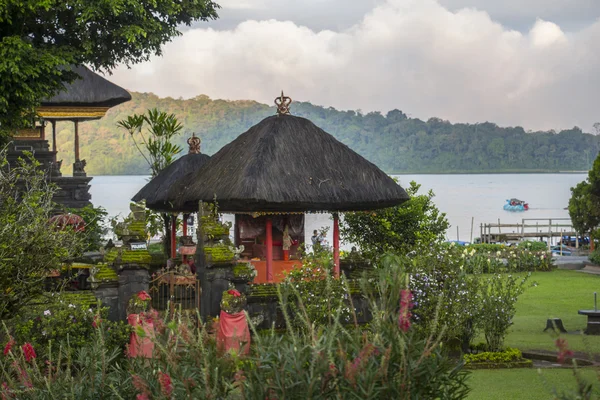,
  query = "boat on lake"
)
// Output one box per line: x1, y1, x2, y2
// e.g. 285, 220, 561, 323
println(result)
503, 198, 529, 212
